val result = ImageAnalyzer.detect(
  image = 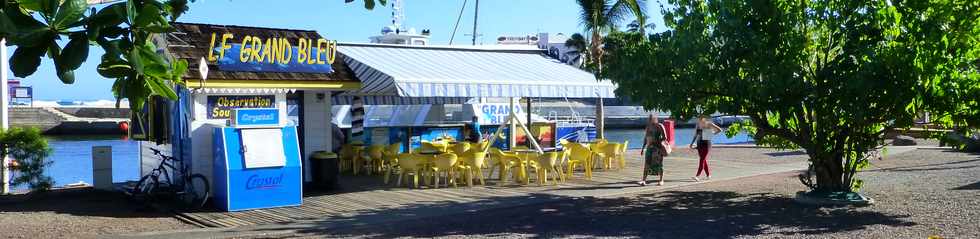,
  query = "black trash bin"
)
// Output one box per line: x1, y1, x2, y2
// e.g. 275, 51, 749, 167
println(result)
310, 151, 339, 190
